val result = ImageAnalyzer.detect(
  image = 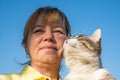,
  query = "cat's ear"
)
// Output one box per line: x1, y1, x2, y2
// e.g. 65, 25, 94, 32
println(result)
90, 29, 101, 42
